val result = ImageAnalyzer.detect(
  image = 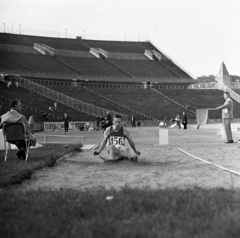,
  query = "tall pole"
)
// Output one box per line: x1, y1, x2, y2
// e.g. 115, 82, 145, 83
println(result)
4, 23, 5, 33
